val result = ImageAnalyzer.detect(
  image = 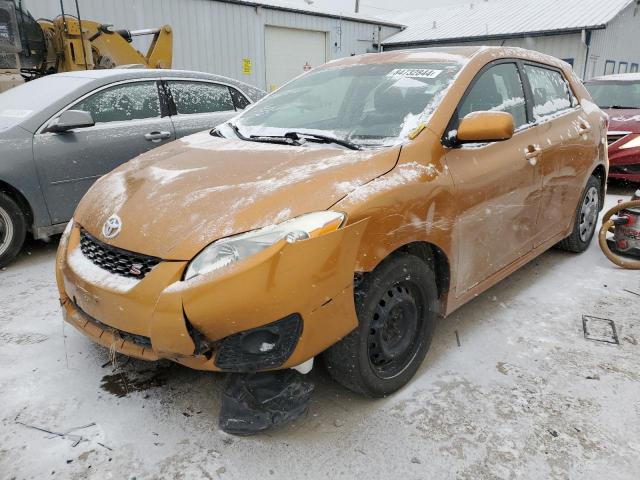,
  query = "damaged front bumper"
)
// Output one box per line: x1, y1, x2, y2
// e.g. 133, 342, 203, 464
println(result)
56, 219, 367, 372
